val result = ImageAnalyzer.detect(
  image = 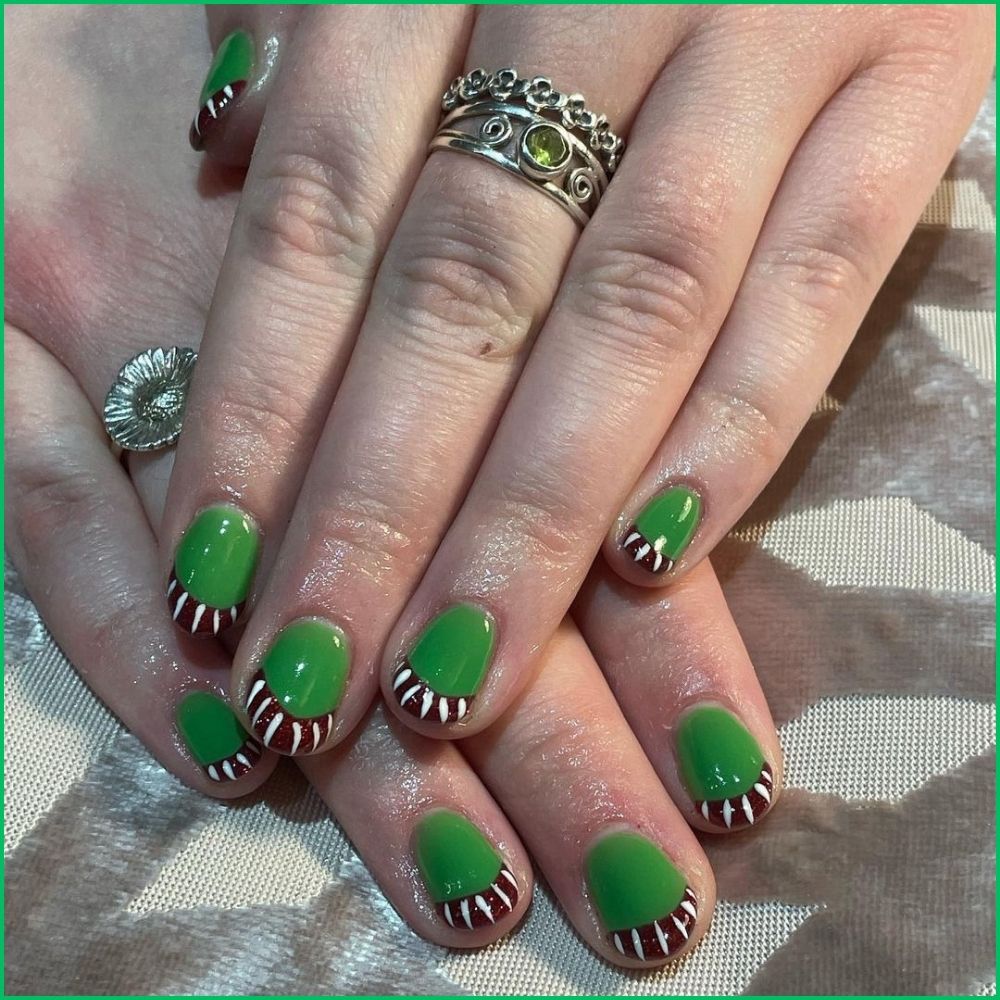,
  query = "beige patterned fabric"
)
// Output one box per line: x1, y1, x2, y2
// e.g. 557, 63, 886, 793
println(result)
4, 88, 995, 997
